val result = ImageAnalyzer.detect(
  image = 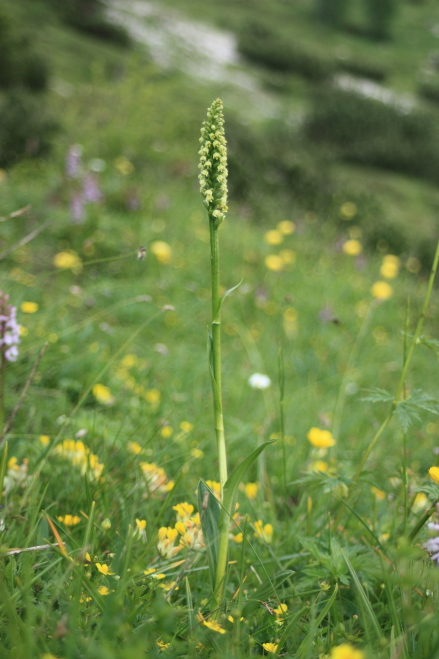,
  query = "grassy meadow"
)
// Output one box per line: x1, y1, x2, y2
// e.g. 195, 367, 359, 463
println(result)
3, 1, 439, 658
